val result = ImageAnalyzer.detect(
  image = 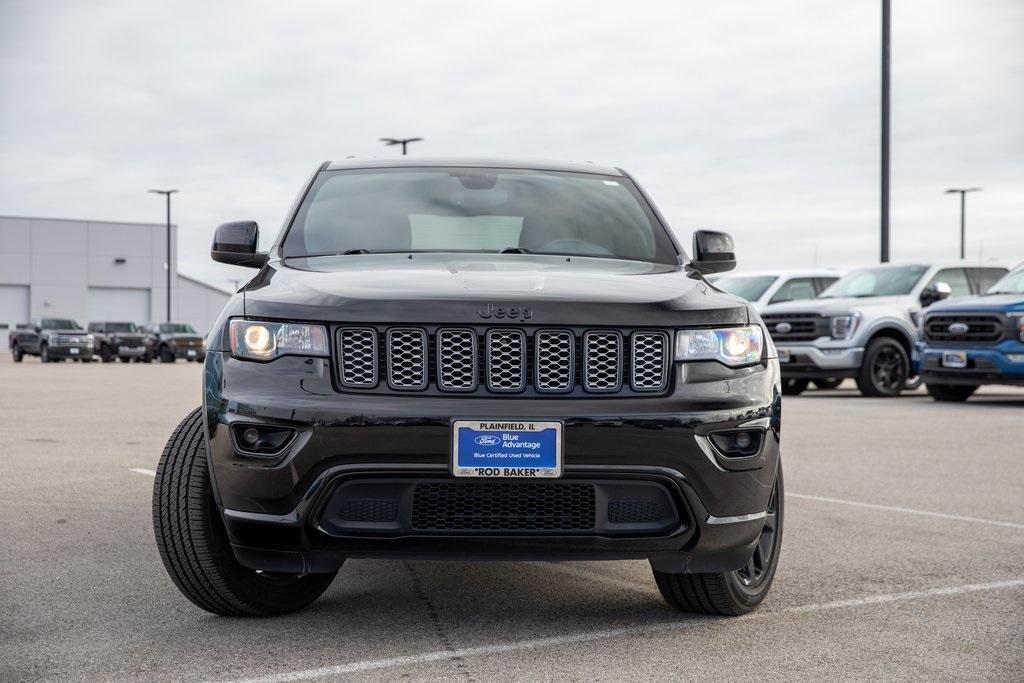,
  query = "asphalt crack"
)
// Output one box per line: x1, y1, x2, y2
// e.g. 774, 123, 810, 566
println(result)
403, 561, 476, 682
